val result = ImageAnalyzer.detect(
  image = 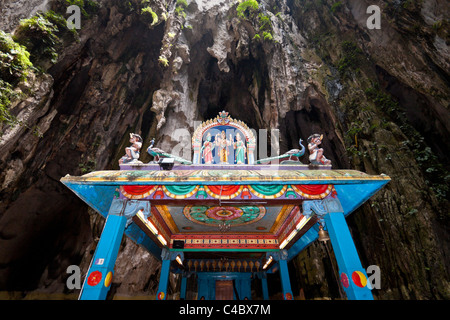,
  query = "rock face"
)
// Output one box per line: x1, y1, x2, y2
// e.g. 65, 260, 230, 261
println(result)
0, 0, 51, 32
0, 0, 448, 299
